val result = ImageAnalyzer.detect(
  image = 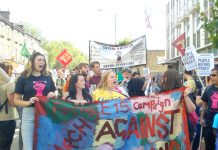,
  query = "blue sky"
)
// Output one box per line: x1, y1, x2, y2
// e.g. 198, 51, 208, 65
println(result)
1, 0, 168, 55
